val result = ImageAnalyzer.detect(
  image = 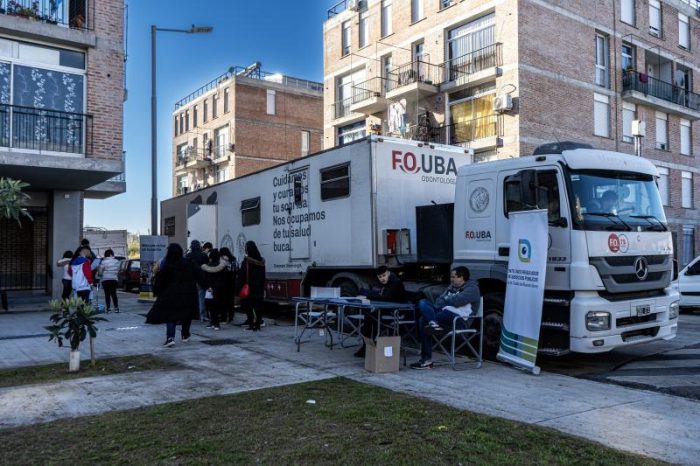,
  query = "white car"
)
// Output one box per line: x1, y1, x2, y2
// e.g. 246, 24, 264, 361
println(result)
677, 256, 700, 309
